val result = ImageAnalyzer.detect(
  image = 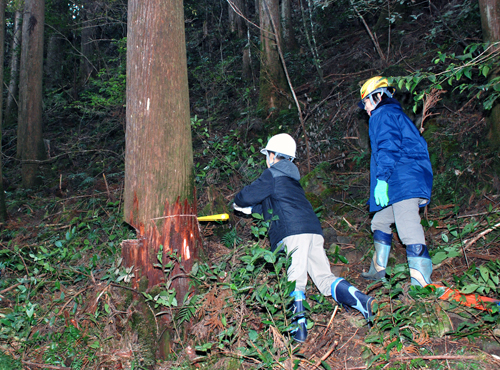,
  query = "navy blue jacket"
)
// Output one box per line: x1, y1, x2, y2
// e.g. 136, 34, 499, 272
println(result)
234, 160, 323, 251
369, 98, 433, 212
